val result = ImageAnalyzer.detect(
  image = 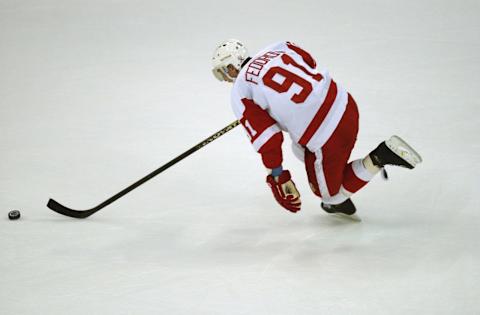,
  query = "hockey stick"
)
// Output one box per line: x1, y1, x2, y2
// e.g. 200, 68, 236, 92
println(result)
47, 120, 240, 218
